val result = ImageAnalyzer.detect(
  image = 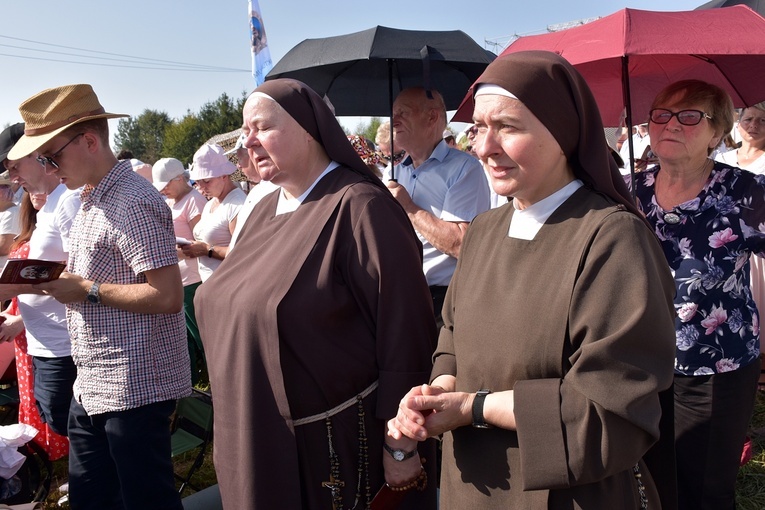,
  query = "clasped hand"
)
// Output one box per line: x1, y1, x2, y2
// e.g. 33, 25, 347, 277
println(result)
387, 384, 471, 442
